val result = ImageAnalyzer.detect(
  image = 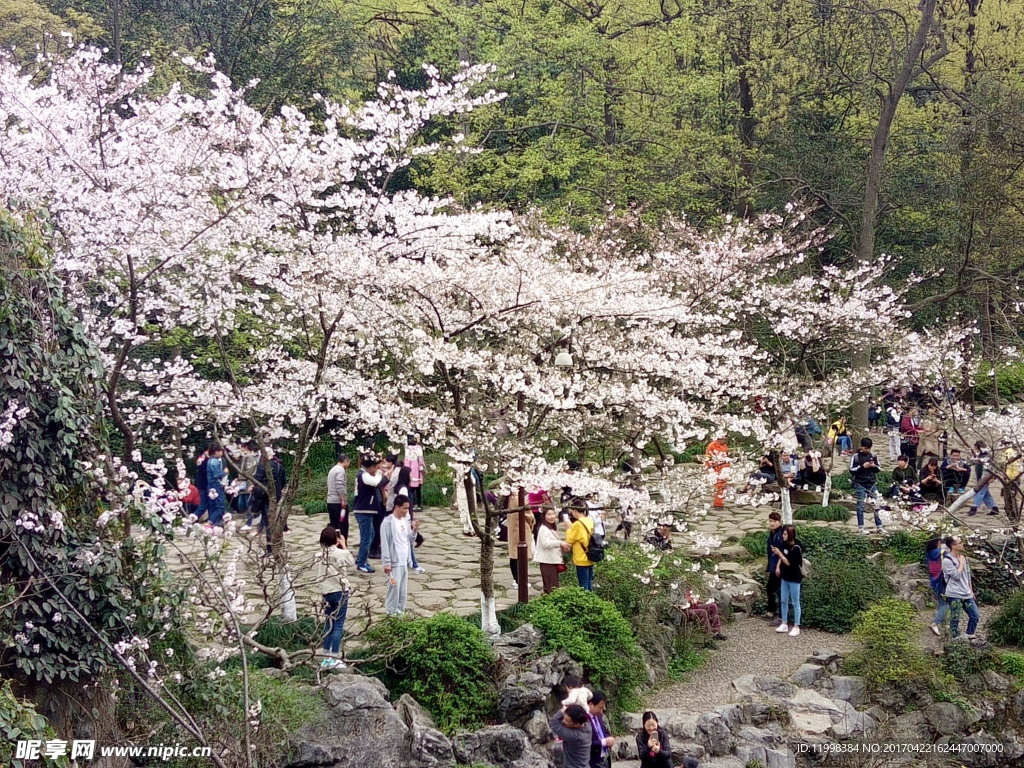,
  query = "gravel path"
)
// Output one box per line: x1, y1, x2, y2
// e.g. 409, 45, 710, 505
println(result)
645, 614, 856, 713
